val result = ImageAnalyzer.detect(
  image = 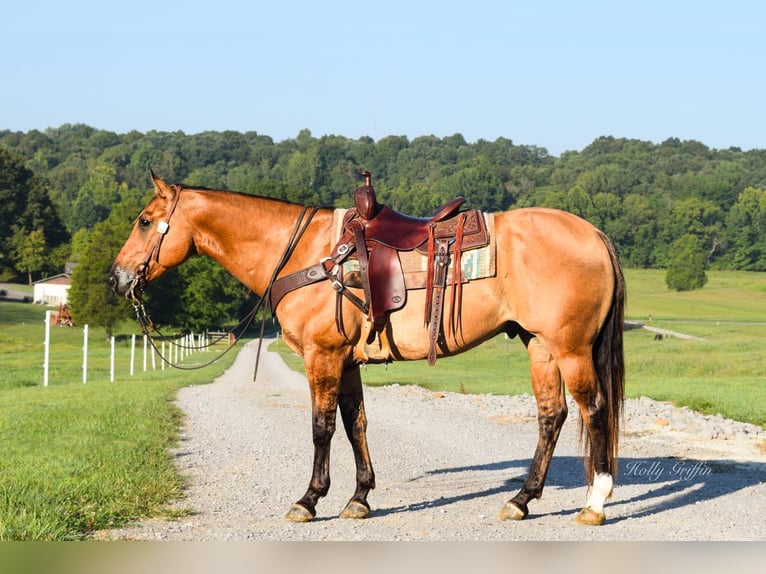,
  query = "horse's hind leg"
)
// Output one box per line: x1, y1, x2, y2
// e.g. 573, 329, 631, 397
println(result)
337, 363, 376, 519
559, 351, 614, 525
499, 336, 567, 520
